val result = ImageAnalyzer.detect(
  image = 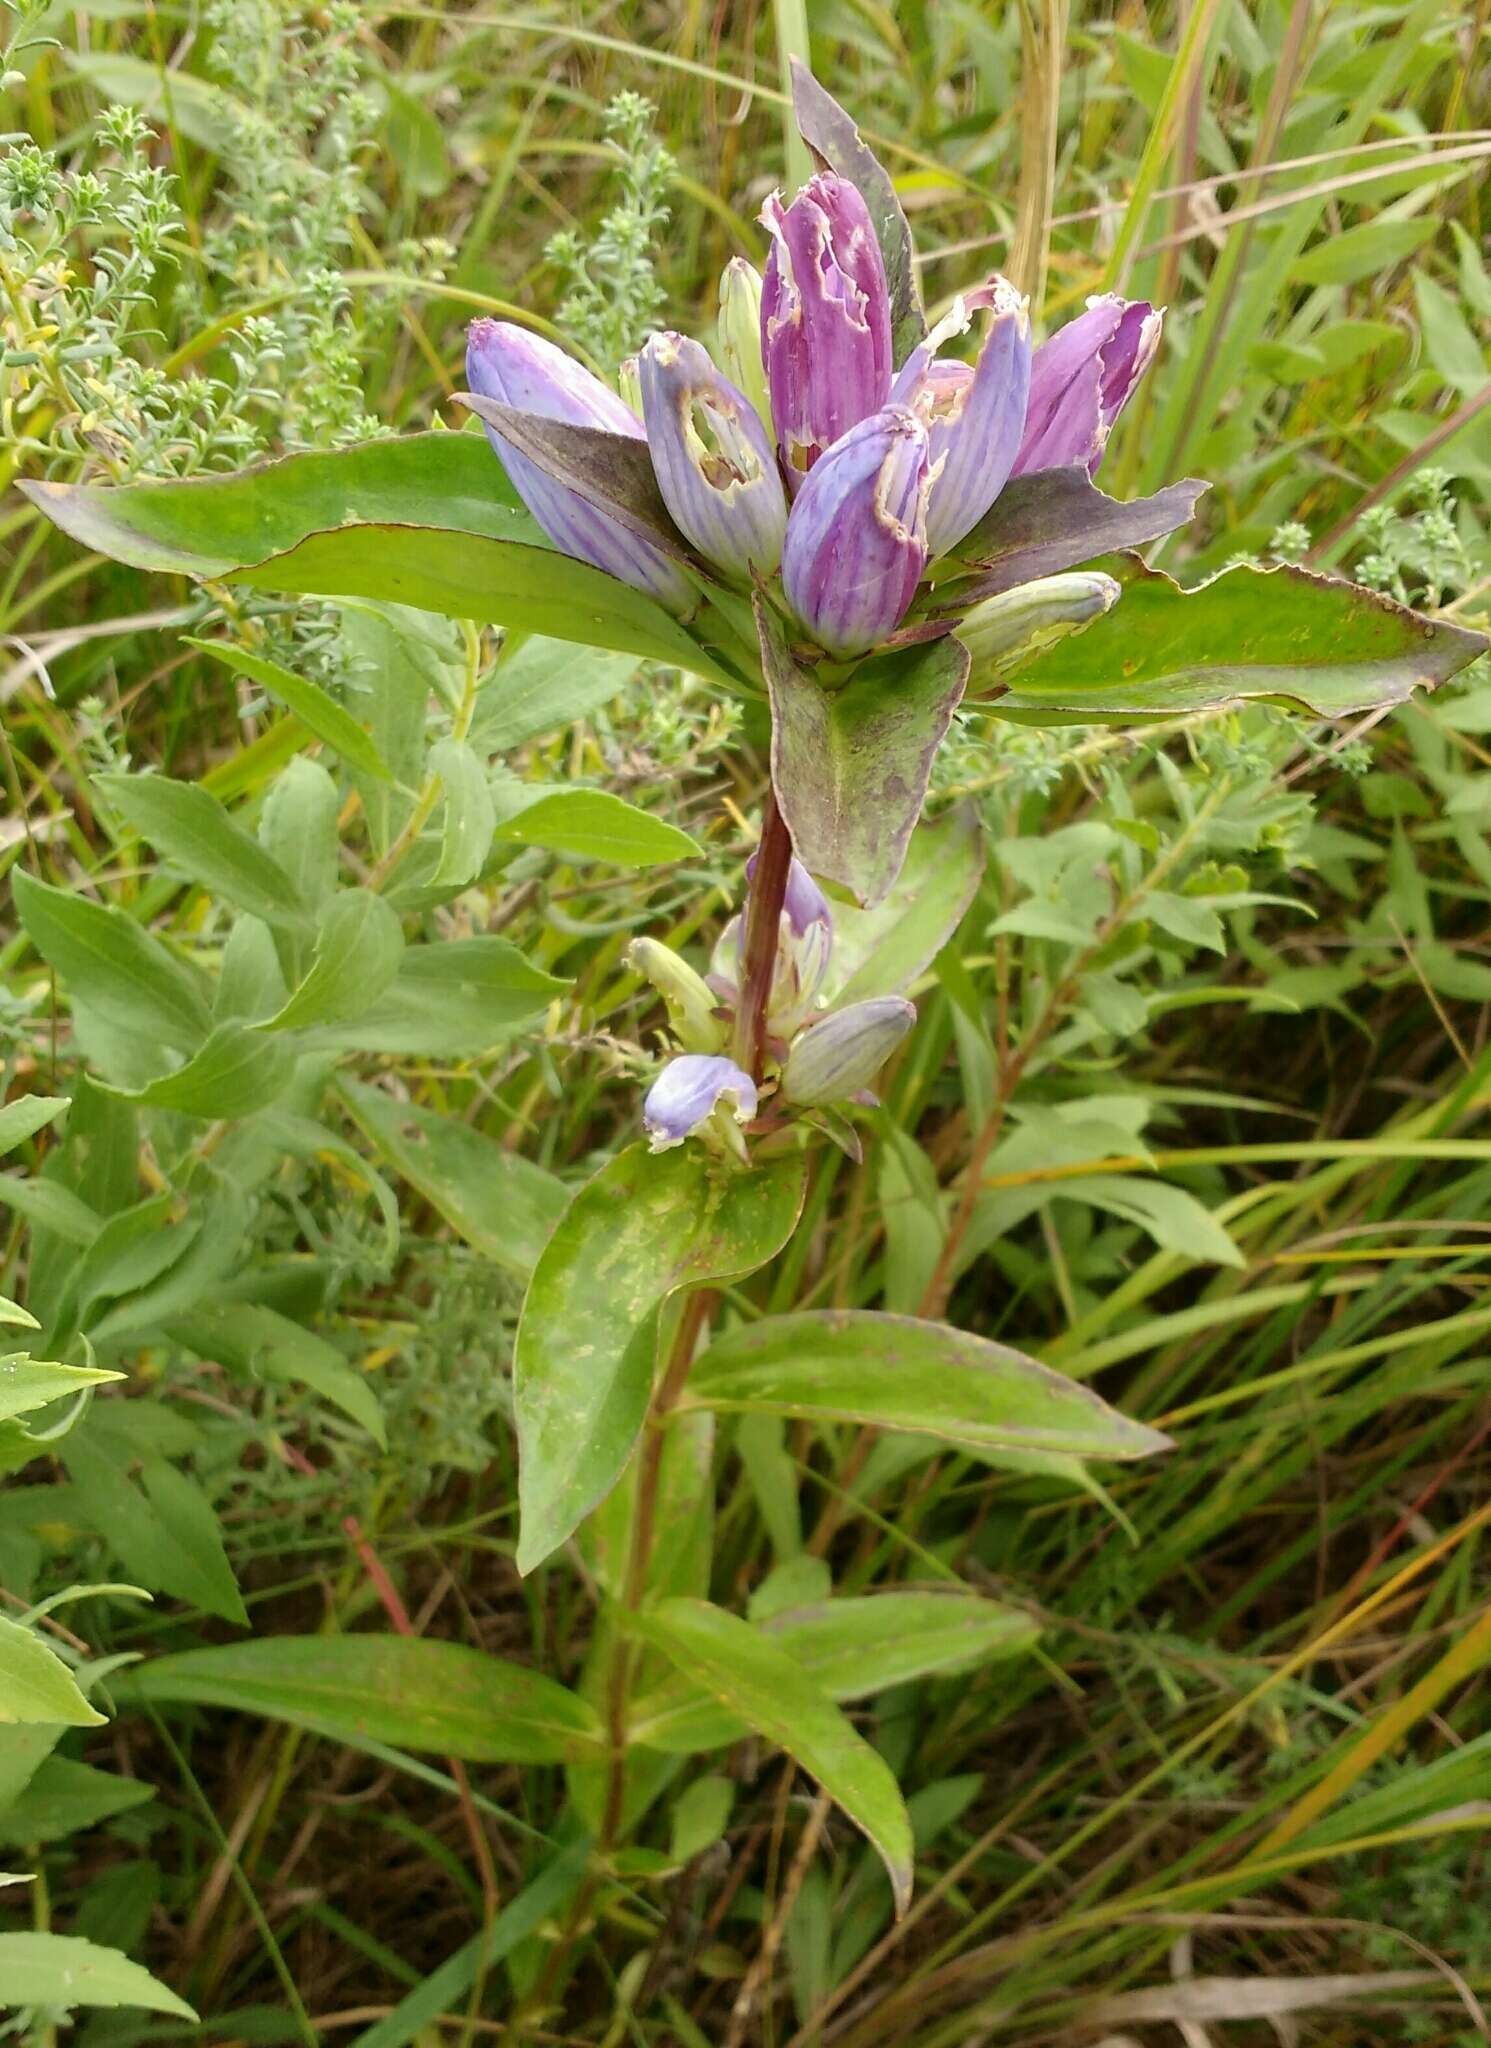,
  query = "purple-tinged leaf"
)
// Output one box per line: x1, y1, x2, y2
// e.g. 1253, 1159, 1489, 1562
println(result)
790, 59, 926, 368
757, 596, 969, 907
456, 393, 693, 564
934, 468, 1207, 606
